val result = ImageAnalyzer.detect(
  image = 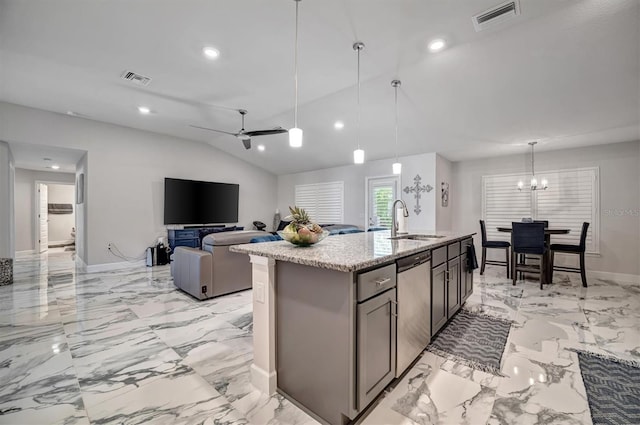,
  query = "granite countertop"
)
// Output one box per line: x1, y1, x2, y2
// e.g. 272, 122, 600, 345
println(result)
230, 230, 476, 272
